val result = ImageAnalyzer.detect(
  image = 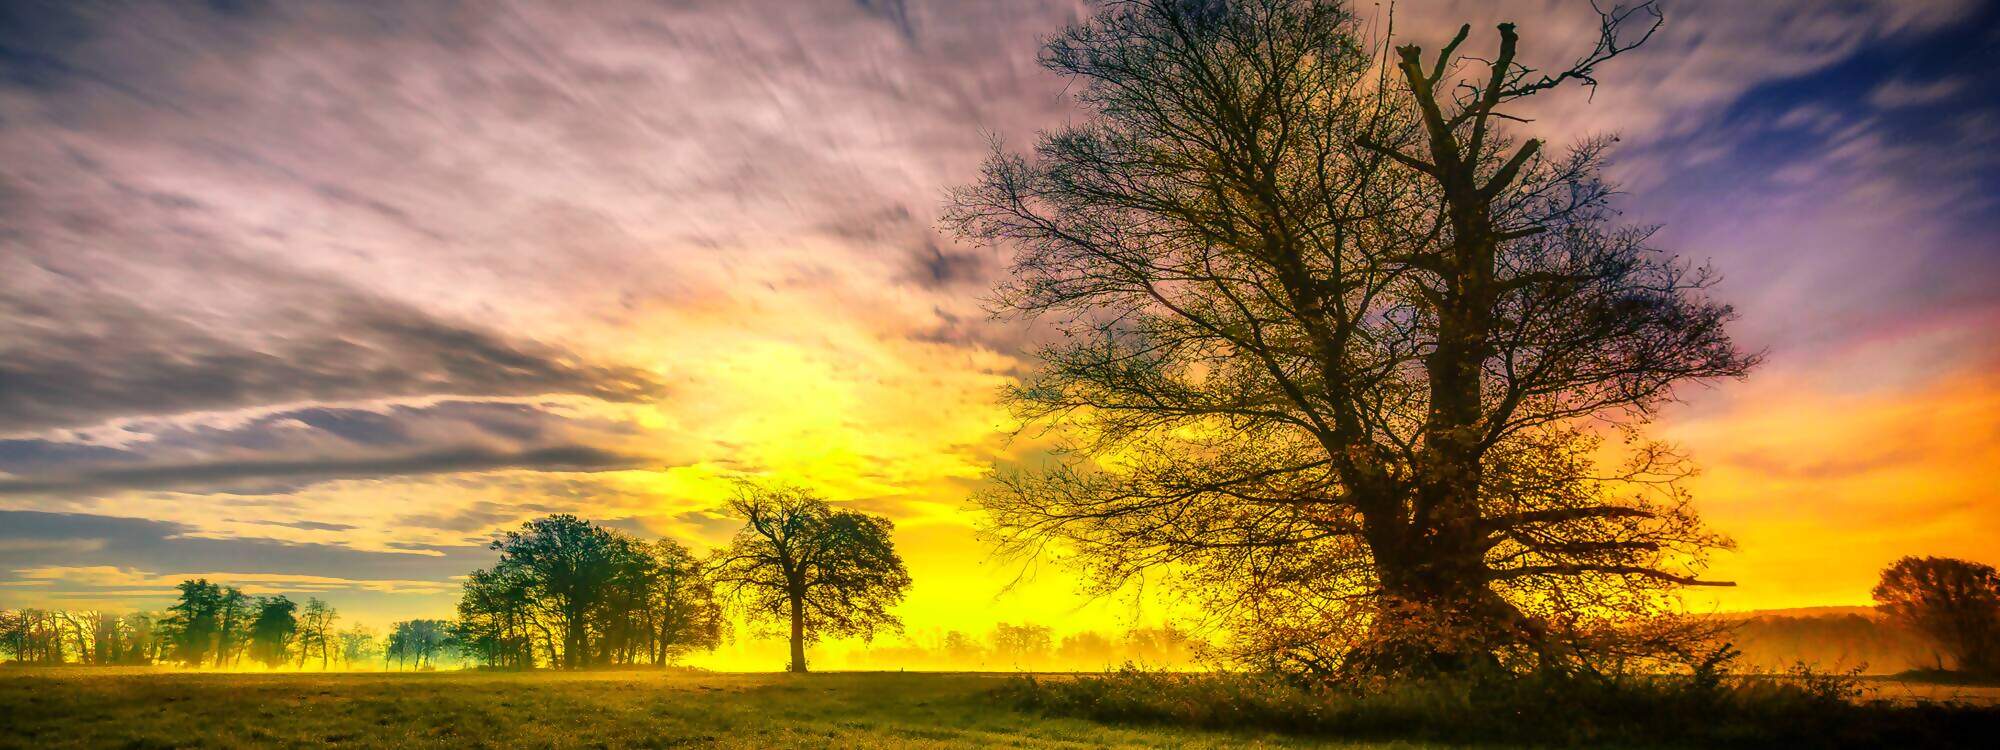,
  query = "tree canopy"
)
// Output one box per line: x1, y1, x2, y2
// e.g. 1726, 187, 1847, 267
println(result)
159, 579, 253, 668
246, 595, 299, 669
456, 514, 724, 669
945, 0, 1752, 678
1875, 556, 2000, 675
712, 482, 912, 672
